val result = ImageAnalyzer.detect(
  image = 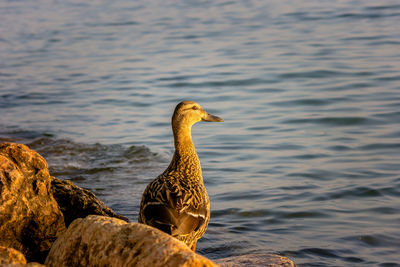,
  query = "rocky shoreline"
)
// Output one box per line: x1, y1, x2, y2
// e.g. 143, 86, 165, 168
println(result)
0, 142, 296, 266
